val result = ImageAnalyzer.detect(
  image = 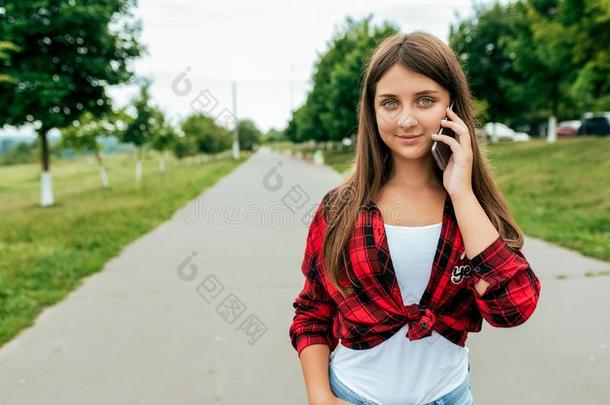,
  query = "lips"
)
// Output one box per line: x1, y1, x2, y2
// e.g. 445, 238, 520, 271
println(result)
396, 134, 423, 139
